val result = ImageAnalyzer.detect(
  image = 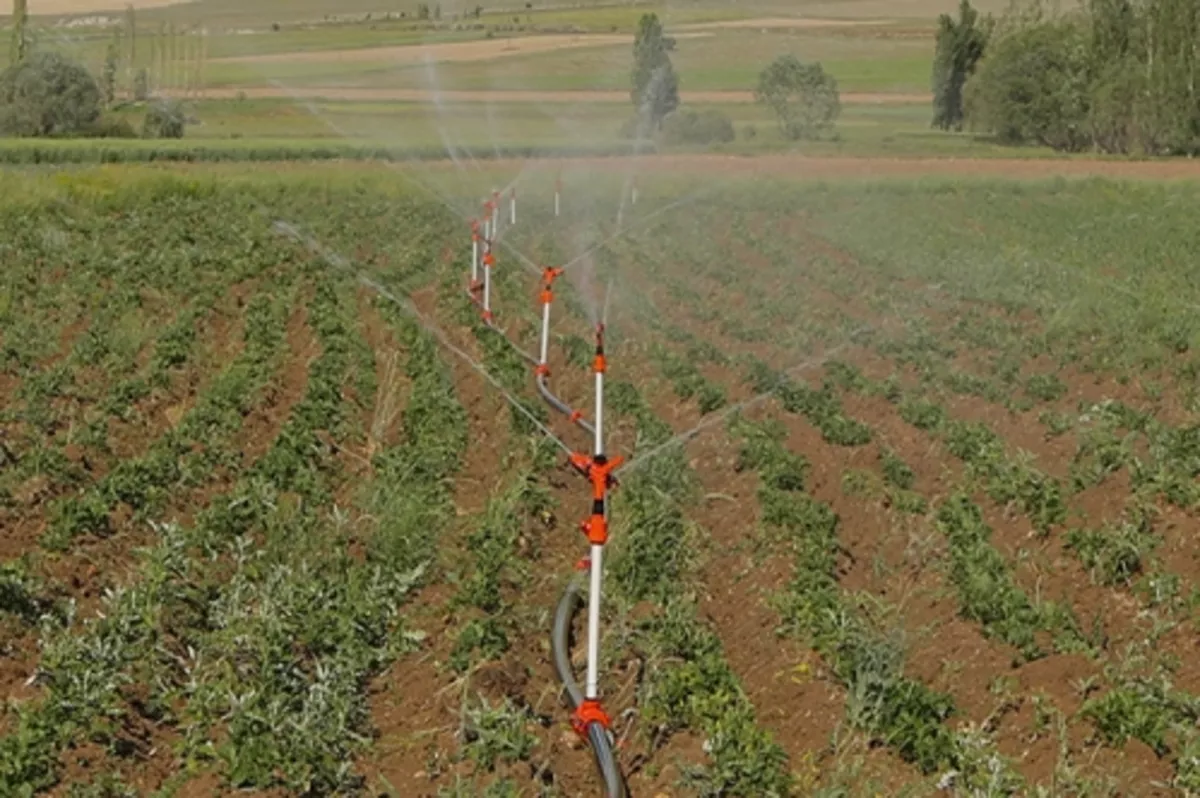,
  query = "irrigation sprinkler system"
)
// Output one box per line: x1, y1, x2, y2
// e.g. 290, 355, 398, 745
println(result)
465, 181, 625, 798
